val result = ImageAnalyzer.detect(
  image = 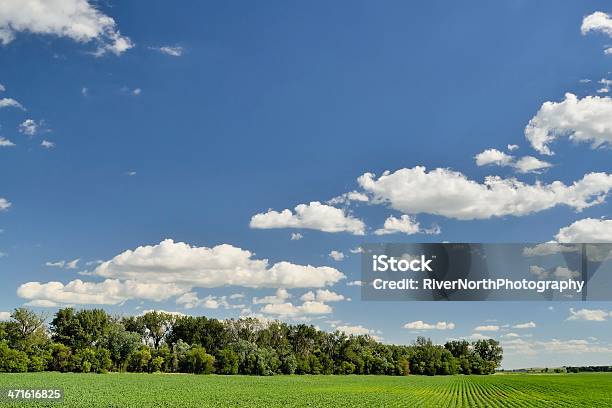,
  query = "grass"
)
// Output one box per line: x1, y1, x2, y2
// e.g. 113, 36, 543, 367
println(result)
0, 372, 611, 407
